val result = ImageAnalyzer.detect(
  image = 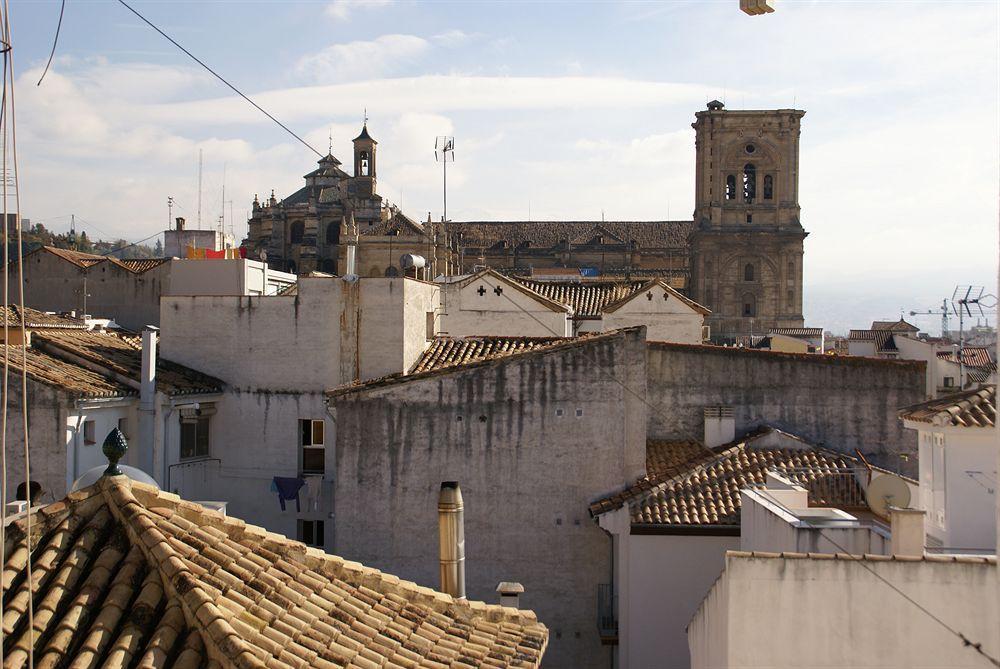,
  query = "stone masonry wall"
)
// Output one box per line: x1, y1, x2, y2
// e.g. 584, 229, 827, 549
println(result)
646, 342, 926, 475
329, 328, 648, 669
